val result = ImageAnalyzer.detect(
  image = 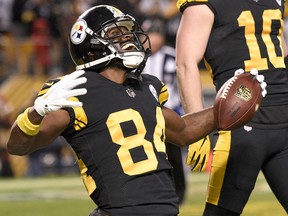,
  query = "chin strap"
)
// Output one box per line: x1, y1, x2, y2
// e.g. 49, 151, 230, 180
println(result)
124, 48, 151, 88
76, 53, 115, 70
